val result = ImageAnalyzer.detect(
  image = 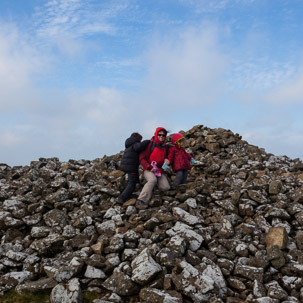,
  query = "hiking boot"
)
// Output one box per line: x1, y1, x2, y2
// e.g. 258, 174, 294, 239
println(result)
135, 199, 148, 210
116, 197, 124, 206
